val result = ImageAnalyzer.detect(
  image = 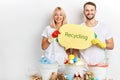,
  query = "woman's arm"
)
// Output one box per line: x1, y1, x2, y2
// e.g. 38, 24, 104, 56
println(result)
41, 37, 50, 50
